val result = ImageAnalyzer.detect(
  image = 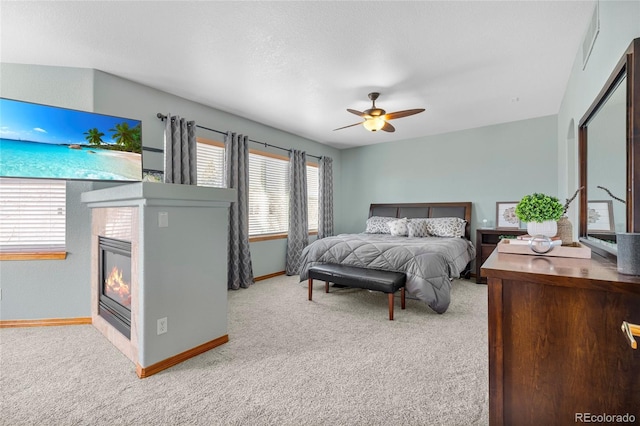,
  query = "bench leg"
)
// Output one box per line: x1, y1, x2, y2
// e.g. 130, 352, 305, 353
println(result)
401, 287, 405, 309
325, 281, 329, 293
308, 278, 313, 301
388, 292, 394, 320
